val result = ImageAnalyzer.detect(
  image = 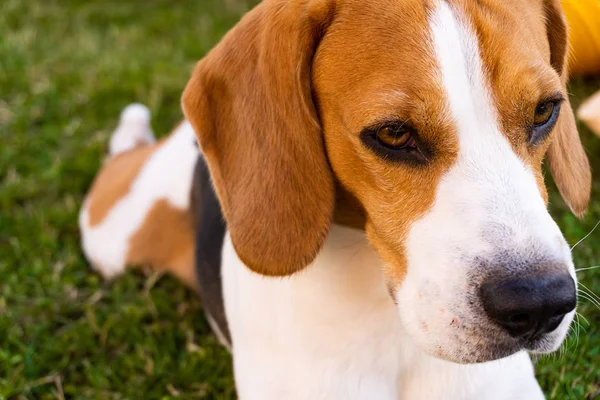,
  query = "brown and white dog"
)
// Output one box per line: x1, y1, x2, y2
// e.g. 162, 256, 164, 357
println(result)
81, 0, 592, 398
